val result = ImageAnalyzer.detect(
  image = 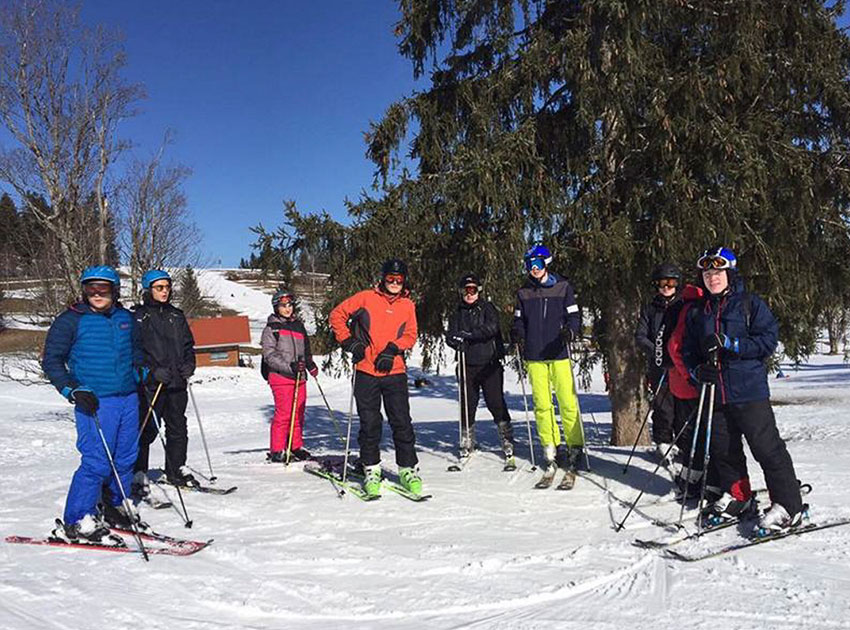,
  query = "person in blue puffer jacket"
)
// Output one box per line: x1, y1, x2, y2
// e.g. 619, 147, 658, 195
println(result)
683, 247, 803, 536
42, 265, 142, 542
